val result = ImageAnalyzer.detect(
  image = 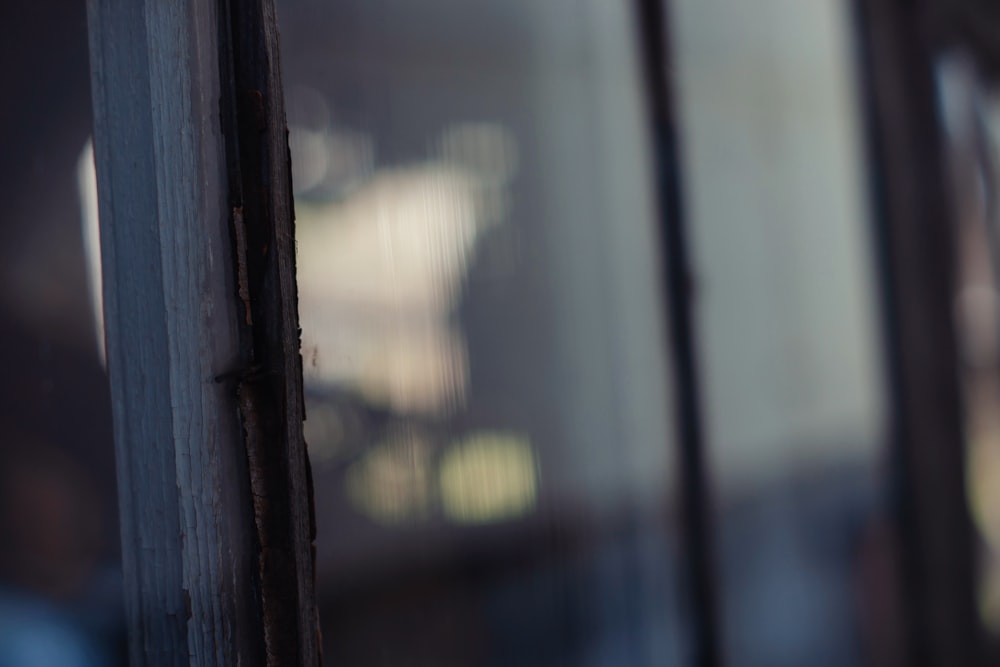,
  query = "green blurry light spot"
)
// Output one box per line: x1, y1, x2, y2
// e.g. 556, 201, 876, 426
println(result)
344, 433, 433, 525
439, 433, 537, 524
